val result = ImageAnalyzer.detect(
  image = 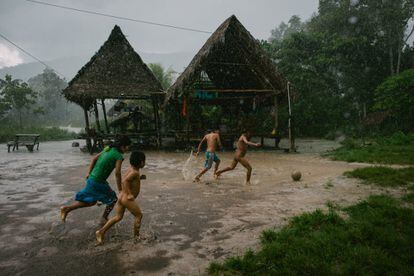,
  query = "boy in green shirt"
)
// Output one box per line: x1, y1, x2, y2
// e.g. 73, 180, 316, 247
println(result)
60, 135, 131, 224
